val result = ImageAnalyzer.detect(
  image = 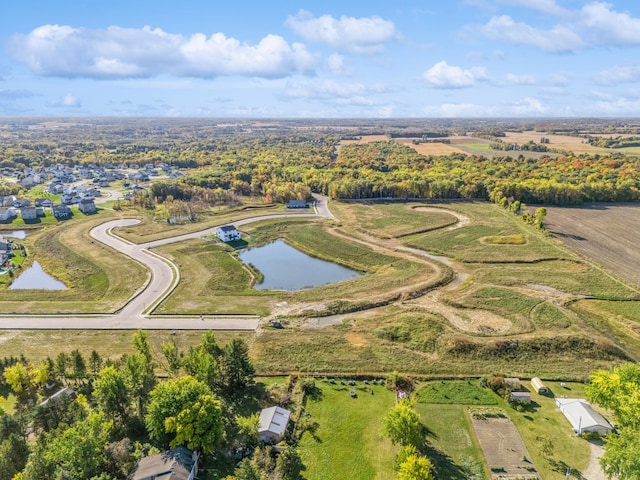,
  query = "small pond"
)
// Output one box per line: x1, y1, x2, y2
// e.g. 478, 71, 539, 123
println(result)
238, 239, 361, 291
9, 261, 67, 290
0, 230, 26, 239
